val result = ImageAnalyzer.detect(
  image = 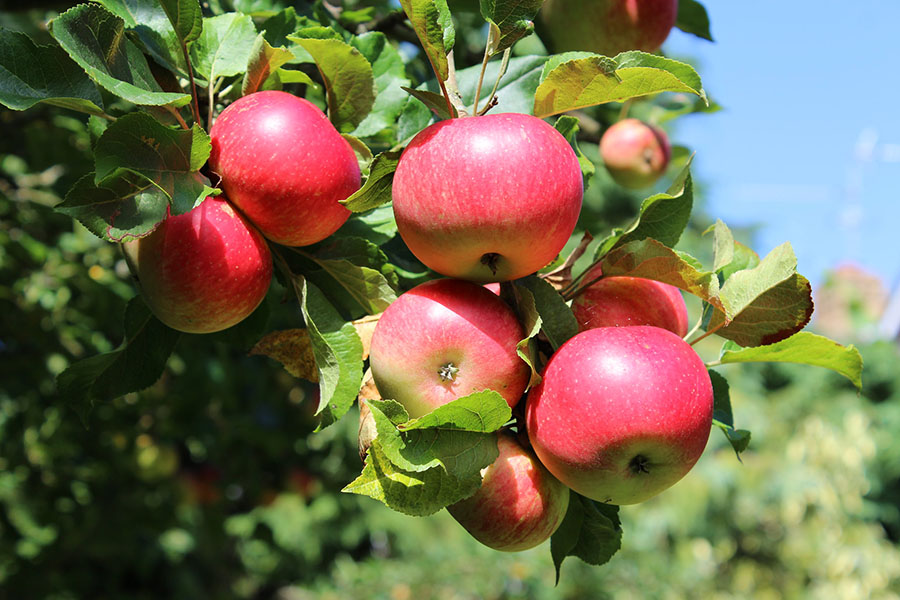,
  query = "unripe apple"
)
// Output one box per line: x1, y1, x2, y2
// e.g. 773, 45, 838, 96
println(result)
540, 0, 678, 57
447, 433, 570, 551
573, 266, 688, 336
369, 278, 530, 418
392, 113, 583, 282
123, 196, 272, 334
526, 326, 713, 505
208, 90, 360, 246
600, 118, 671, 189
